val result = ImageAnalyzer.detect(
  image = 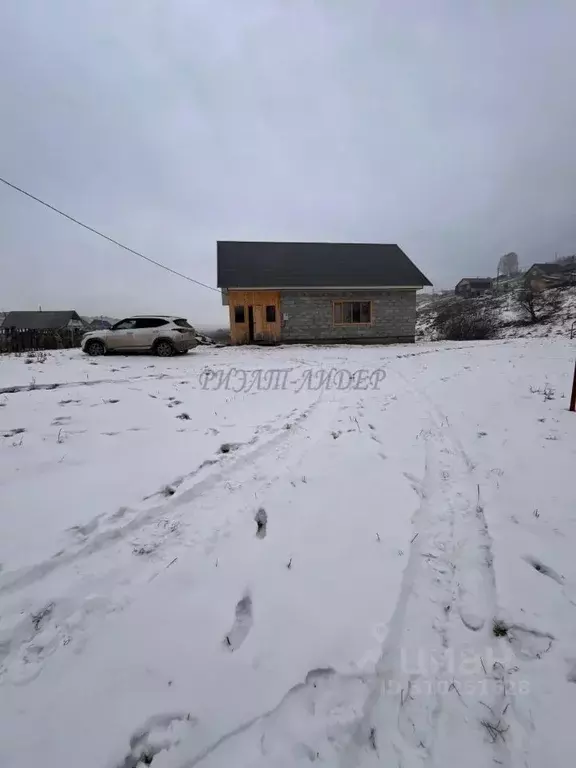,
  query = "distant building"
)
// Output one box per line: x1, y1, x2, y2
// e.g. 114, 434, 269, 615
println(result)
87, 318, 112, 330
1, 310, 85, 330
455, 278, 492, 298
524, 262, 576, 291
497, 252, 519, 278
